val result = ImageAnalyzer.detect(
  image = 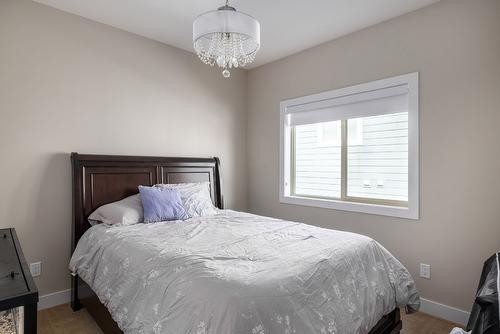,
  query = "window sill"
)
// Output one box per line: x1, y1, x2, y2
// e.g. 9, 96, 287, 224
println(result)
280, 195, 419, 220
